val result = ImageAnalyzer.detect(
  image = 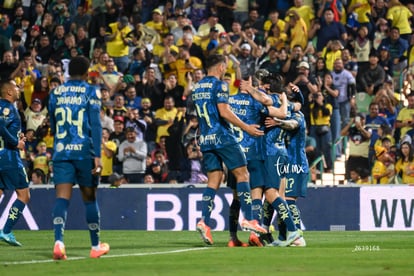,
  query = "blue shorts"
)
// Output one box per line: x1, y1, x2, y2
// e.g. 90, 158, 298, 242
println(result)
203, 144, 247, 173
53, 159, 99, 187
285, 173, 308, 198
0, 168, 29, 190
264, 153, 287, 189
227, 159, 266, 189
